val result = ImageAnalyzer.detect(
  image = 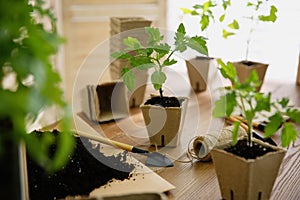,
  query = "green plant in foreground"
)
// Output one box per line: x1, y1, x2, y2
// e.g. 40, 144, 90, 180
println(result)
0, 0, 74, 172
213, 59, 300, 147
112, 23, 208, 98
